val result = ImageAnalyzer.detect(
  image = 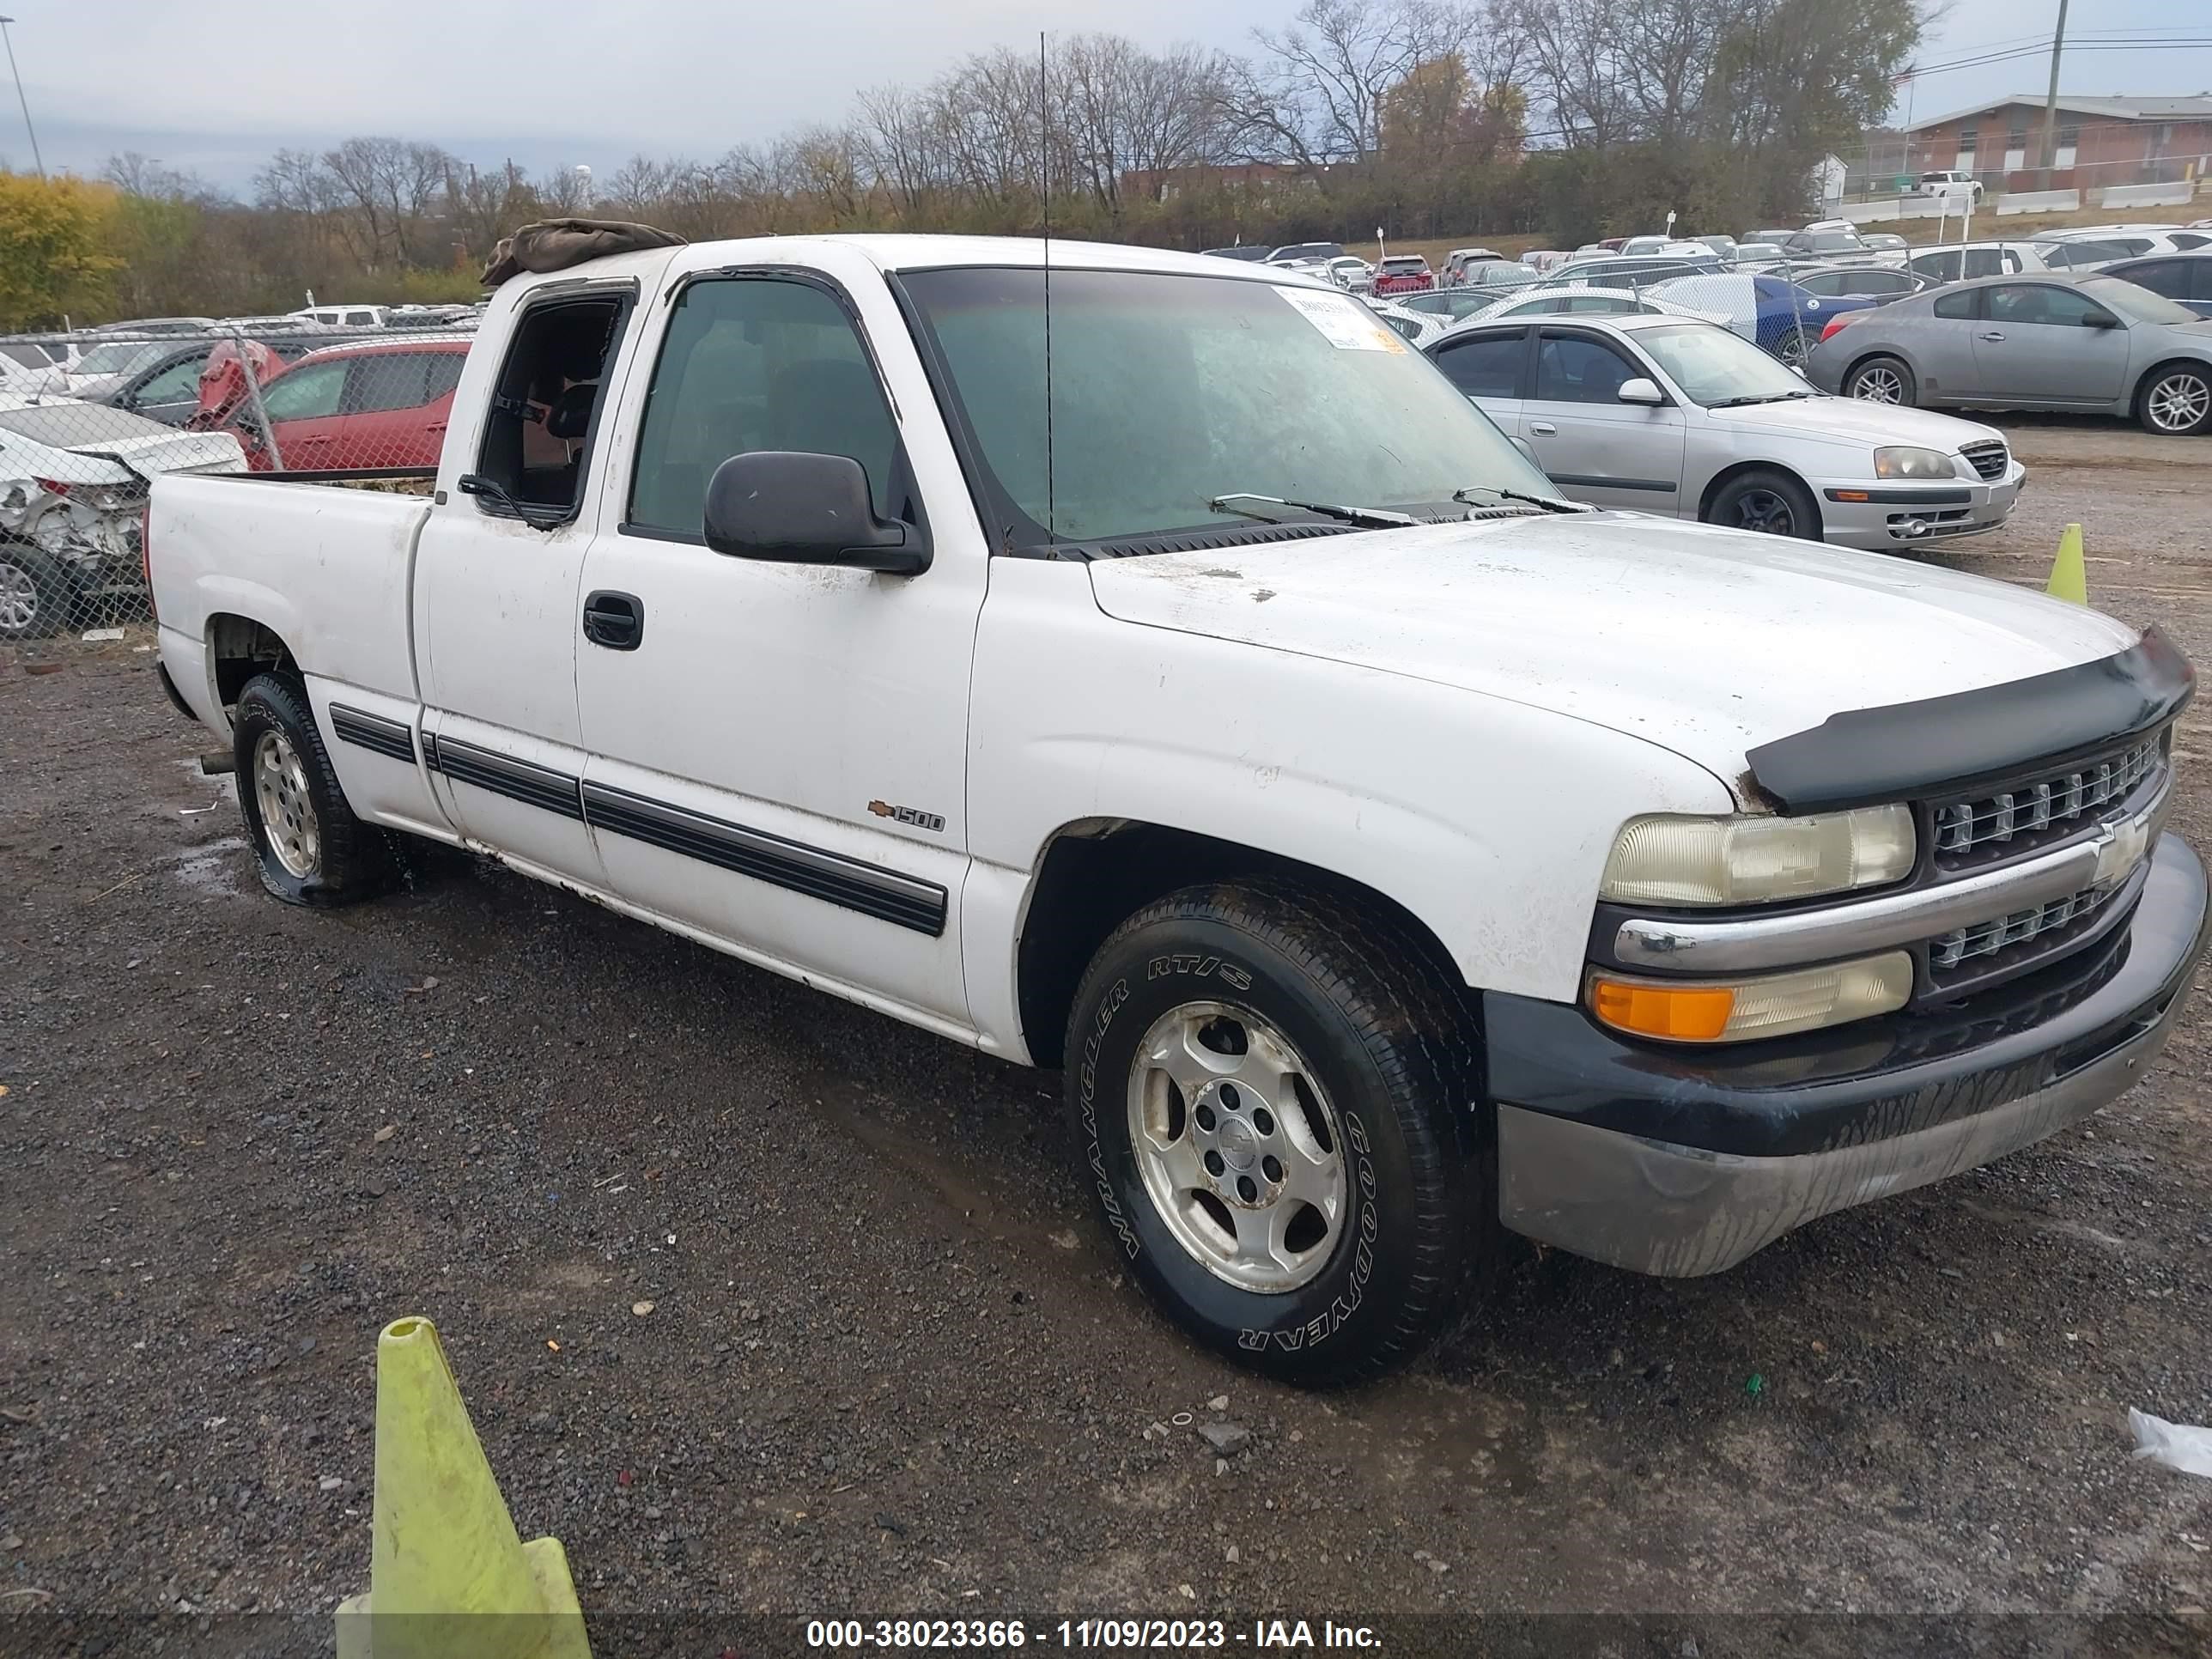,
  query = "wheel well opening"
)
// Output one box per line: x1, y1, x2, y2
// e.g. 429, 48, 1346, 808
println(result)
1699, 459, 1807, 522
207, 614, 299, 709
1013, 821, 1469, 1068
